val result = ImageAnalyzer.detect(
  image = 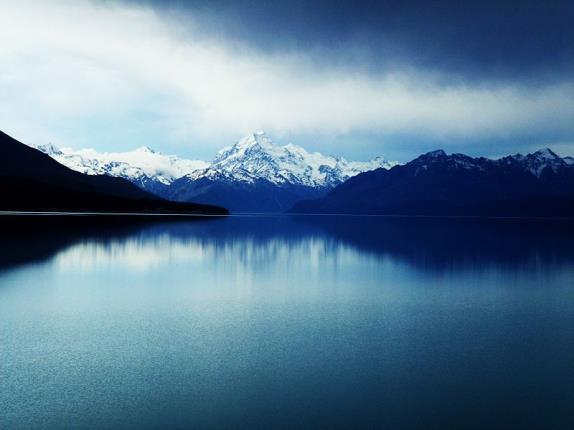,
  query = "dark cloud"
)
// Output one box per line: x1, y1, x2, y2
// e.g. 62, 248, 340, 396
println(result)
126, 0, 574, 83
4, 0, 572, 159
